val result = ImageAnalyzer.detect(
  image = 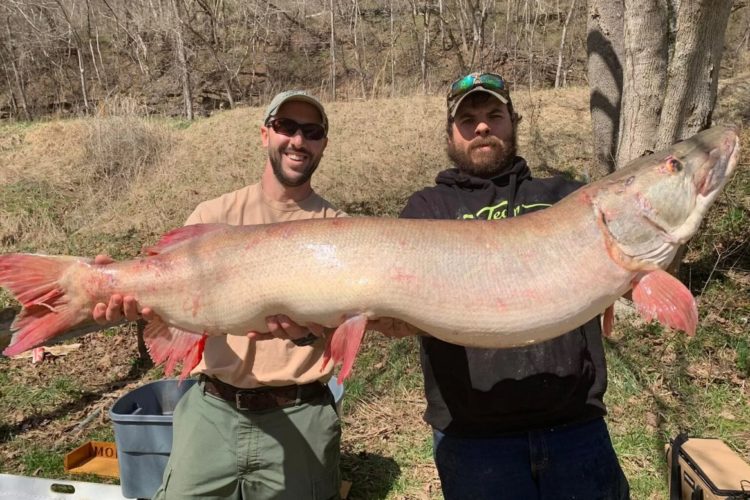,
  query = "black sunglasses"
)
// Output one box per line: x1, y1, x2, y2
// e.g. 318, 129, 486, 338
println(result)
266, 117, 327, 141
